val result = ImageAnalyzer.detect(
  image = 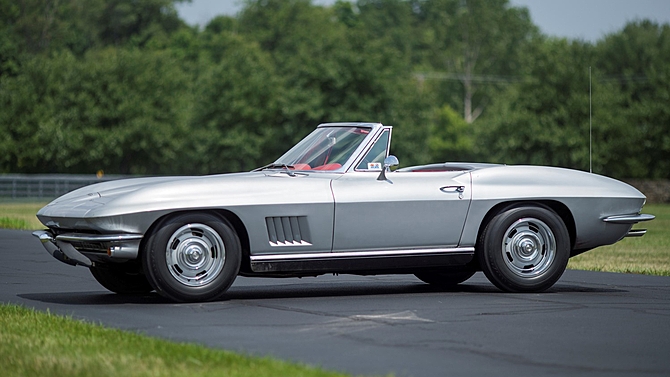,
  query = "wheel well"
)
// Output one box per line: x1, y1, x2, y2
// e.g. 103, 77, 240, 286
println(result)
476, 200, 576, 252
139, 209, 252, 273
212, 209, 252, 273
